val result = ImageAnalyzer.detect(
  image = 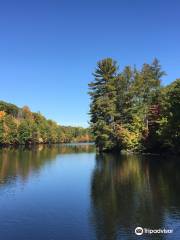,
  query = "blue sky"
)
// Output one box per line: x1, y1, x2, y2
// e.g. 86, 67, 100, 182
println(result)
0, 0, 179, 127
